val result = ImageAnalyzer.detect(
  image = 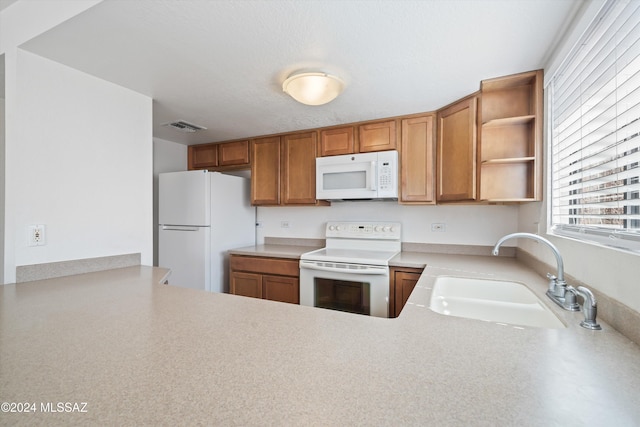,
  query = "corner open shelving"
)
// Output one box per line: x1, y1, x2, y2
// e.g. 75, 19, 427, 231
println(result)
479, 70, 543, 202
